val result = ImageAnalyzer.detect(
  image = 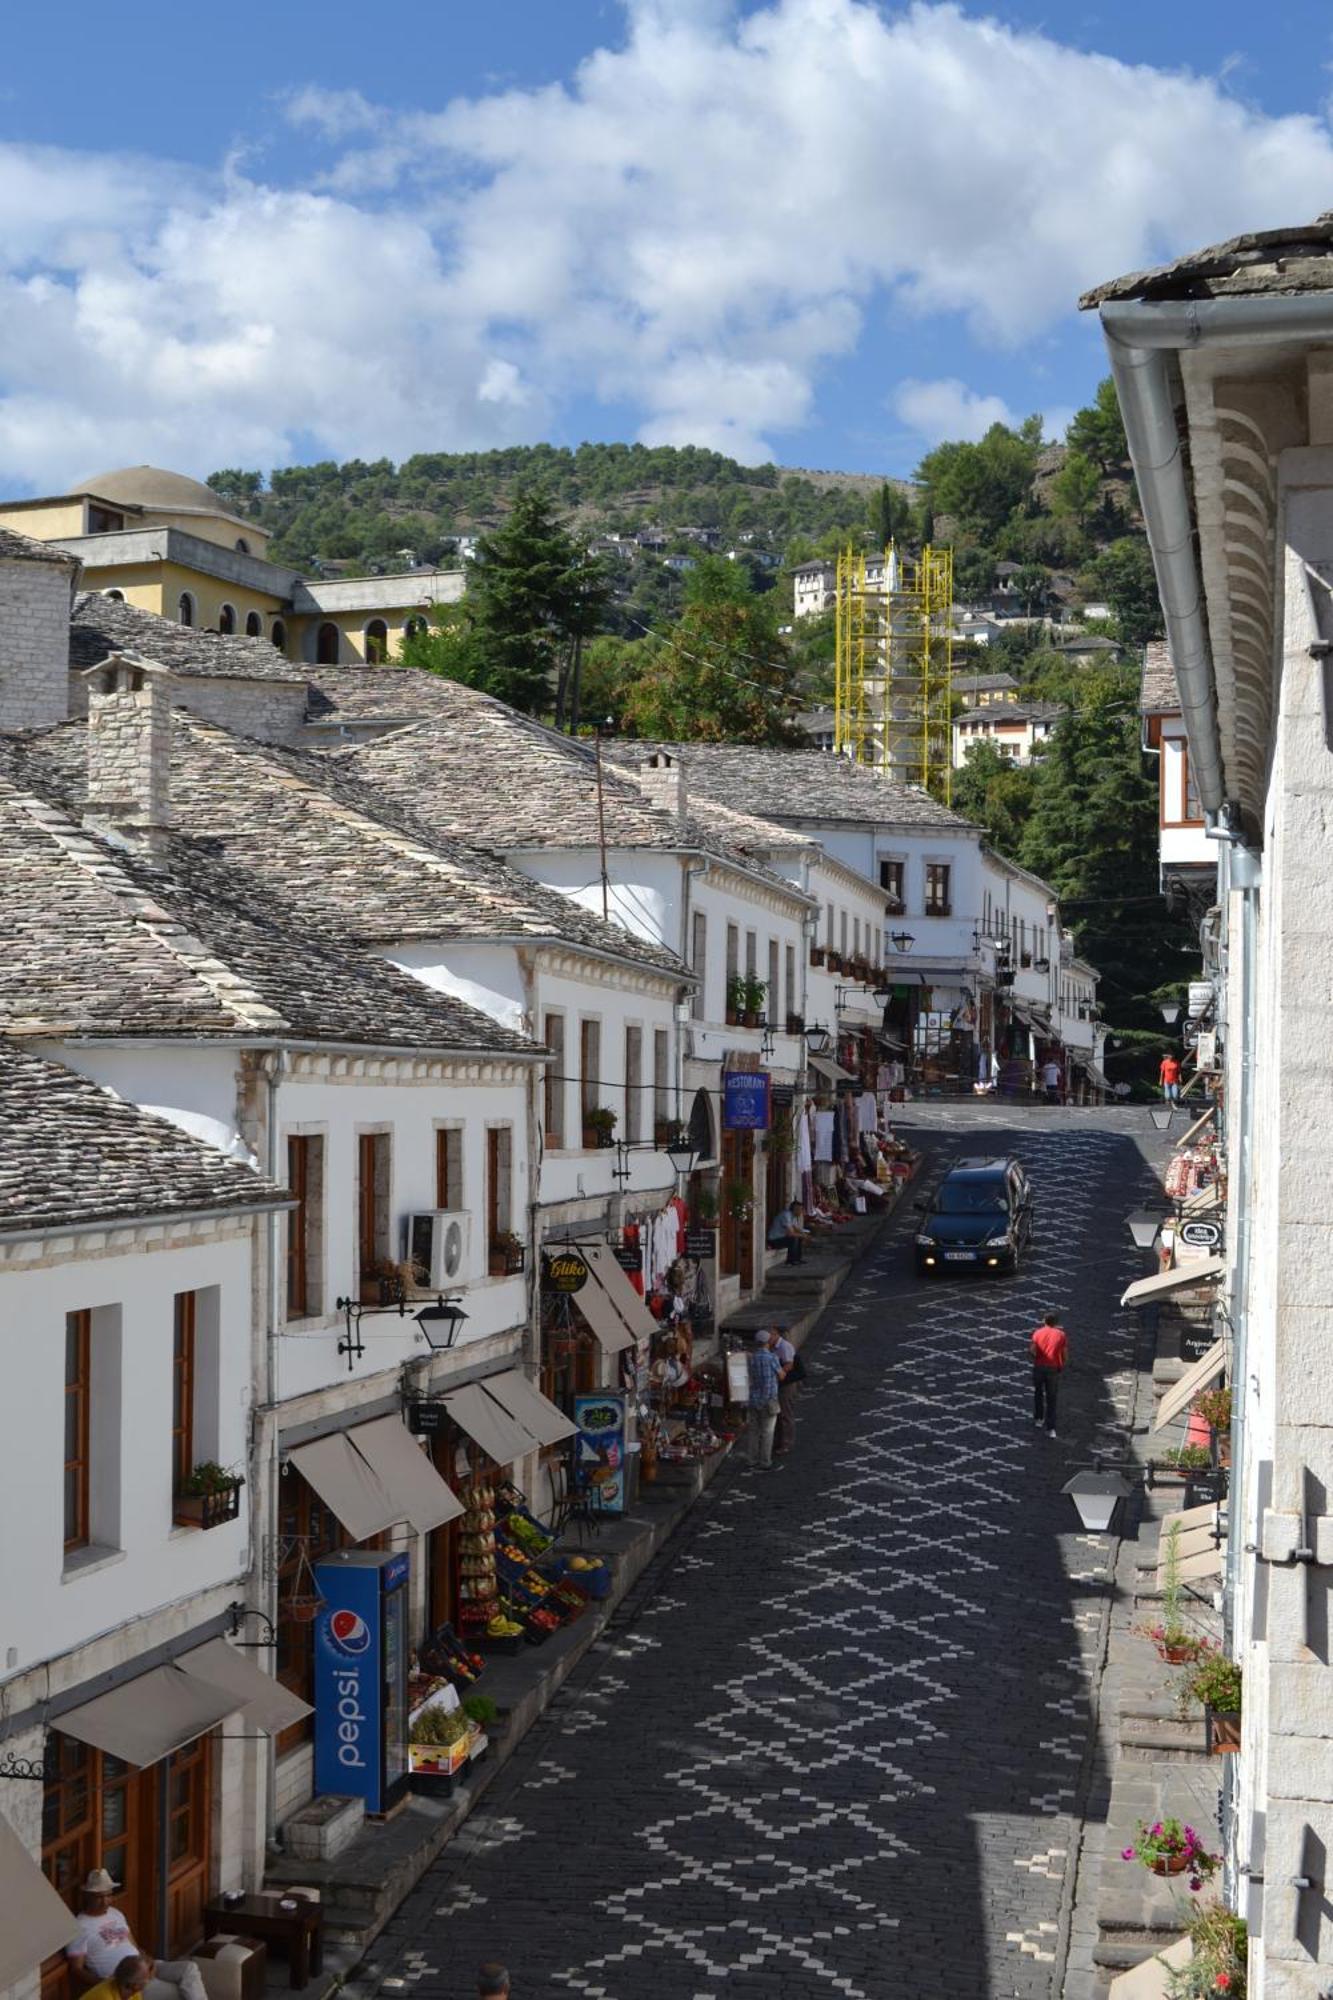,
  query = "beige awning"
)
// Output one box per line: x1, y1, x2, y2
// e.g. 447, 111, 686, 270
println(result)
809, 1053, 857, 1085
1177, 1105, 1217, 1148
1181, 1183, 1223, 1216
1156, 1531, 1225, 1589
442, 1381, 538, 1466
60, 1661, 244, 1766
582, 1242, 658, 1343
572, 1273, 636, 1354
484, 1369, 578, 1447
1154, 1338, 1227, 1432
1122, 1257, 1225, 1309
1108, 1938, 1192, 1997
288, 1430, 403, 1541
349, 1415, 464, 1533
176, 1638, 312, 1735
0, 1812, 77, 1988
